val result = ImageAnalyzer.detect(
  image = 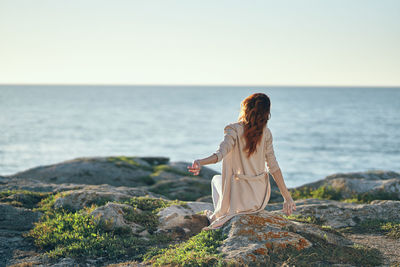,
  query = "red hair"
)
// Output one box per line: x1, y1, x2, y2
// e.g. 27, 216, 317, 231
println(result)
238, 93, 271, 158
